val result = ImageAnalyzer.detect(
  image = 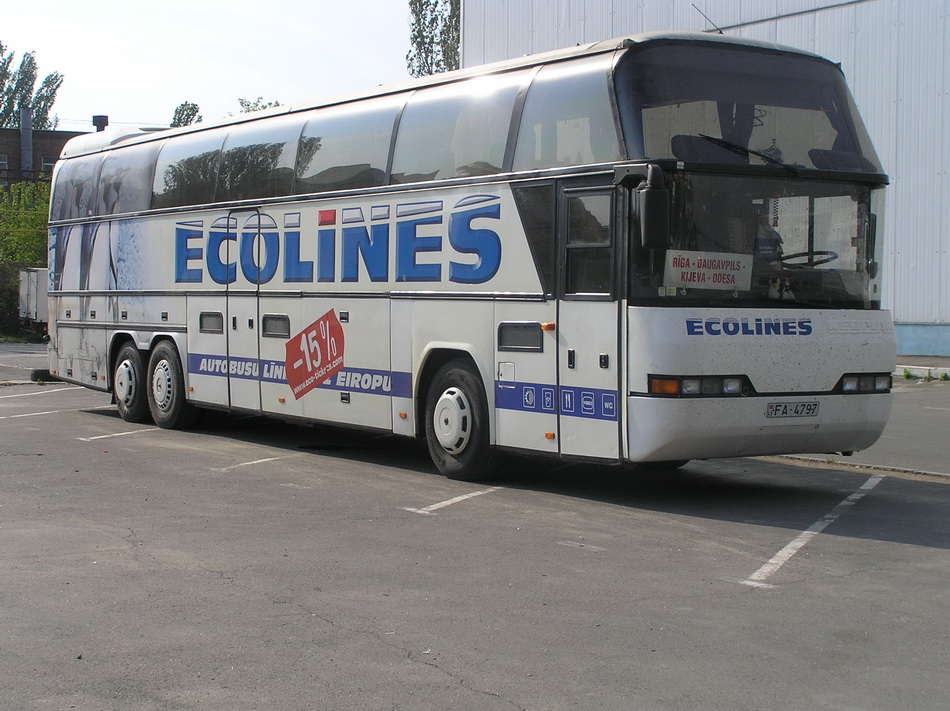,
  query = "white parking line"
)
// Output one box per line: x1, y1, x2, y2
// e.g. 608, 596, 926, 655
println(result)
404, 487, 502, 515
741, 475, 884, 589
0, 405, 113, 420
214, 456, 293, 472
76, 429, 161, 441
0, 386, 82, 399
